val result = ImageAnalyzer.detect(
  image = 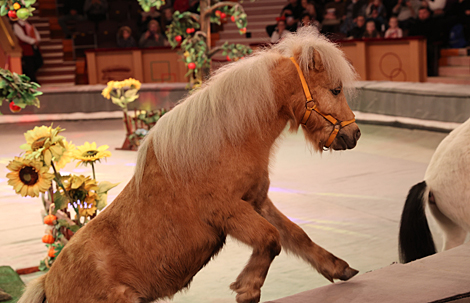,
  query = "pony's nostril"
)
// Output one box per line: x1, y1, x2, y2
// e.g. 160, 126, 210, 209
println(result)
355, 129, 361, 140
